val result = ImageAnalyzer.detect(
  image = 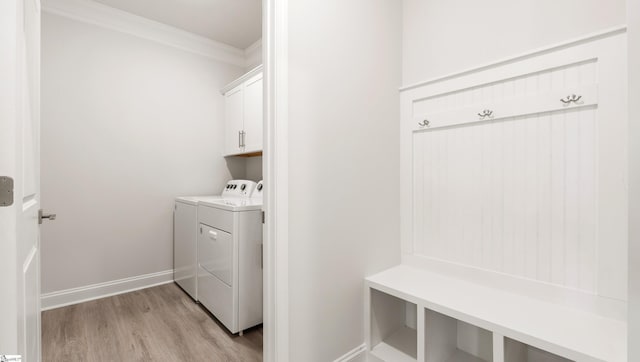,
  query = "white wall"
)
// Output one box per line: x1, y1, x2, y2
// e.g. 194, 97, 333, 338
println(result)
41, 13, 245, 293
286, 0, 402, 360
628, 0, 640, 359
402, 0, 626, 85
